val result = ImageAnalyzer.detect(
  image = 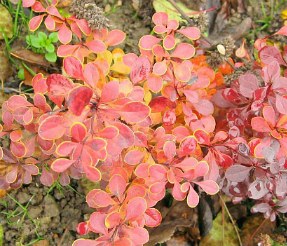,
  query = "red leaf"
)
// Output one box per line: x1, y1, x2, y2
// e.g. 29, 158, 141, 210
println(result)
100, 81, 119, 103
51, 158, 75, 172
109, 174, 126, 197
86, 189, 114, 208
58, 24, 72, 44
120, 102, 150, 123
46, 74, 74, 107
275, 94, 287, 114
63, 57, 83, 80
125, 197, 147, 221
67, 86, 93, 116
71, 122, 87, 142
38, 115, 67, 140
251, 117, 271, 132
29, 14, 45, 31
144, 208, 162, 227
124, 150, 144, 165
130, 57, 151, 84
239, 73, 259, 98
83, 63, 100, 88
106, 30, 126, 46
177, 27, 200, 40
